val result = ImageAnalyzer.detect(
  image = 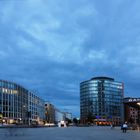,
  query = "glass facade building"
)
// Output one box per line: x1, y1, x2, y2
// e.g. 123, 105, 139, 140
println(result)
80, 77, 124, 125
28, 91, 45, 125
0, 80, 45, 125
